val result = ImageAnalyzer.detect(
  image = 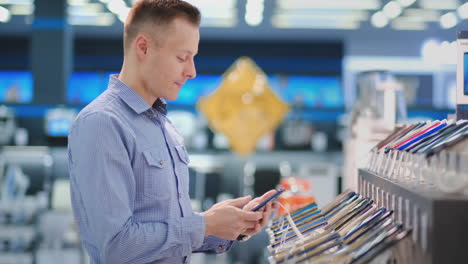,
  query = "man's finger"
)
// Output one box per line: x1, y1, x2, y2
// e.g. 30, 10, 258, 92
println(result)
260, 190, 277, 201
243, 220, 258, 229
244, 201, 259, 211
227, 195, 252, 208
239, 210, 263, 221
